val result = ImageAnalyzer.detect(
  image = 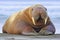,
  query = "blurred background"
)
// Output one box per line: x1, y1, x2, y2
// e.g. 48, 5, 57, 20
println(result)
0, 0, 60, 34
